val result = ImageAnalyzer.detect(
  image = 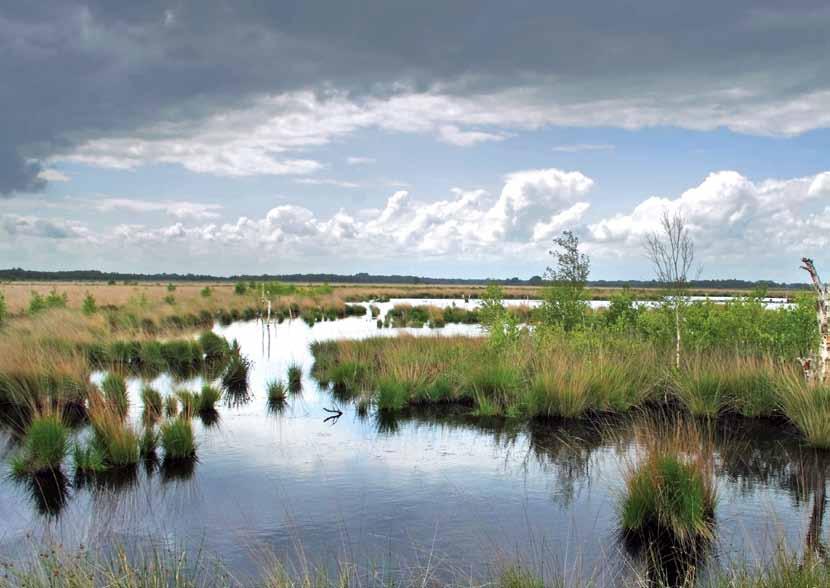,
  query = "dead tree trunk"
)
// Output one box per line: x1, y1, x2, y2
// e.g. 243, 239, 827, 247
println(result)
801, 258, 830, 384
